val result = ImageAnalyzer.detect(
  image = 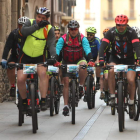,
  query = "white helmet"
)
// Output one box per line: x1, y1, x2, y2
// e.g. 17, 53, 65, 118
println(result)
36, 7, 50, 17
18, 16, 29, 24
132, 26, 140, 38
